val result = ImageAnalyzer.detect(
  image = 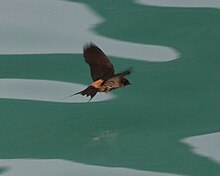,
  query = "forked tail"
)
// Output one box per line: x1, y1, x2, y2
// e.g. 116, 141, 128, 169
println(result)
66, 86, 98, 101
